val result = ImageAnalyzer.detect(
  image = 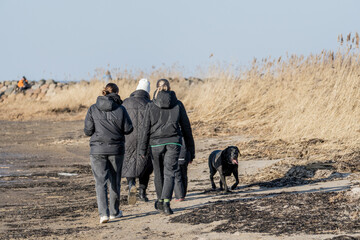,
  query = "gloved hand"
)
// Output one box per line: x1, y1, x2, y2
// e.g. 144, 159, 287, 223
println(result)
189, 154, 195, 164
